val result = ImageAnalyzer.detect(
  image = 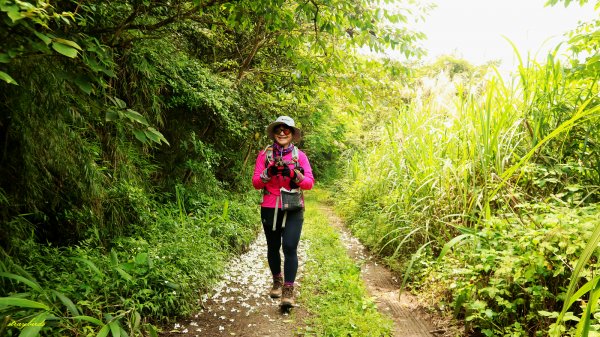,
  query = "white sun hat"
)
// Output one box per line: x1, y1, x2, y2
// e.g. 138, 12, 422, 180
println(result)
266, 116, 302, 142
